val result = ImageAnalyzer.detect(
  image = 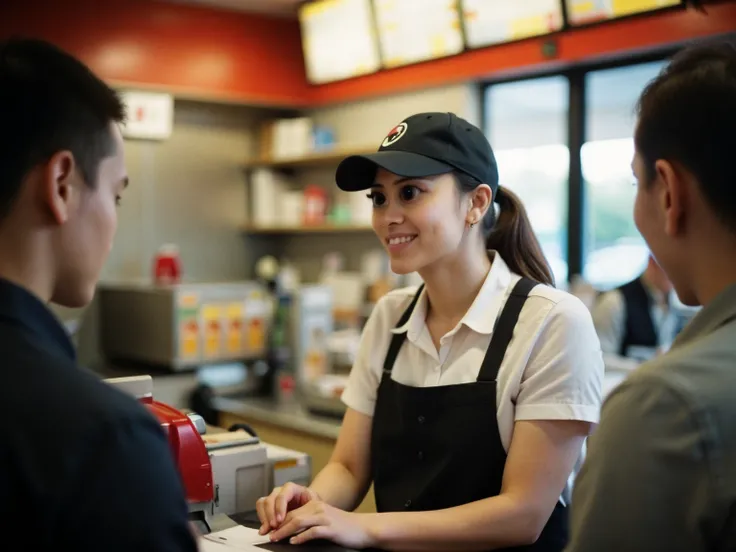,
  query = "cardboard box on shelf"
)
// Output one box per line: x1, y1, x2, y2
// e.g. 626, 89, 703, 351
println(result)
258, 117, 315, 161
